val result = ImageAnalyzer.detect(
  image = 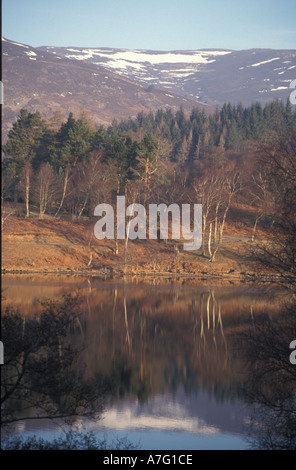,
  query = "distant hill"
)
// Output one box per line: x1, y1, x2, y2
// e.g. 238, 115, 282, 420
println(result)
2, 38, 210, 142
38, 44, 296, 107
3, 37, 295, 143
